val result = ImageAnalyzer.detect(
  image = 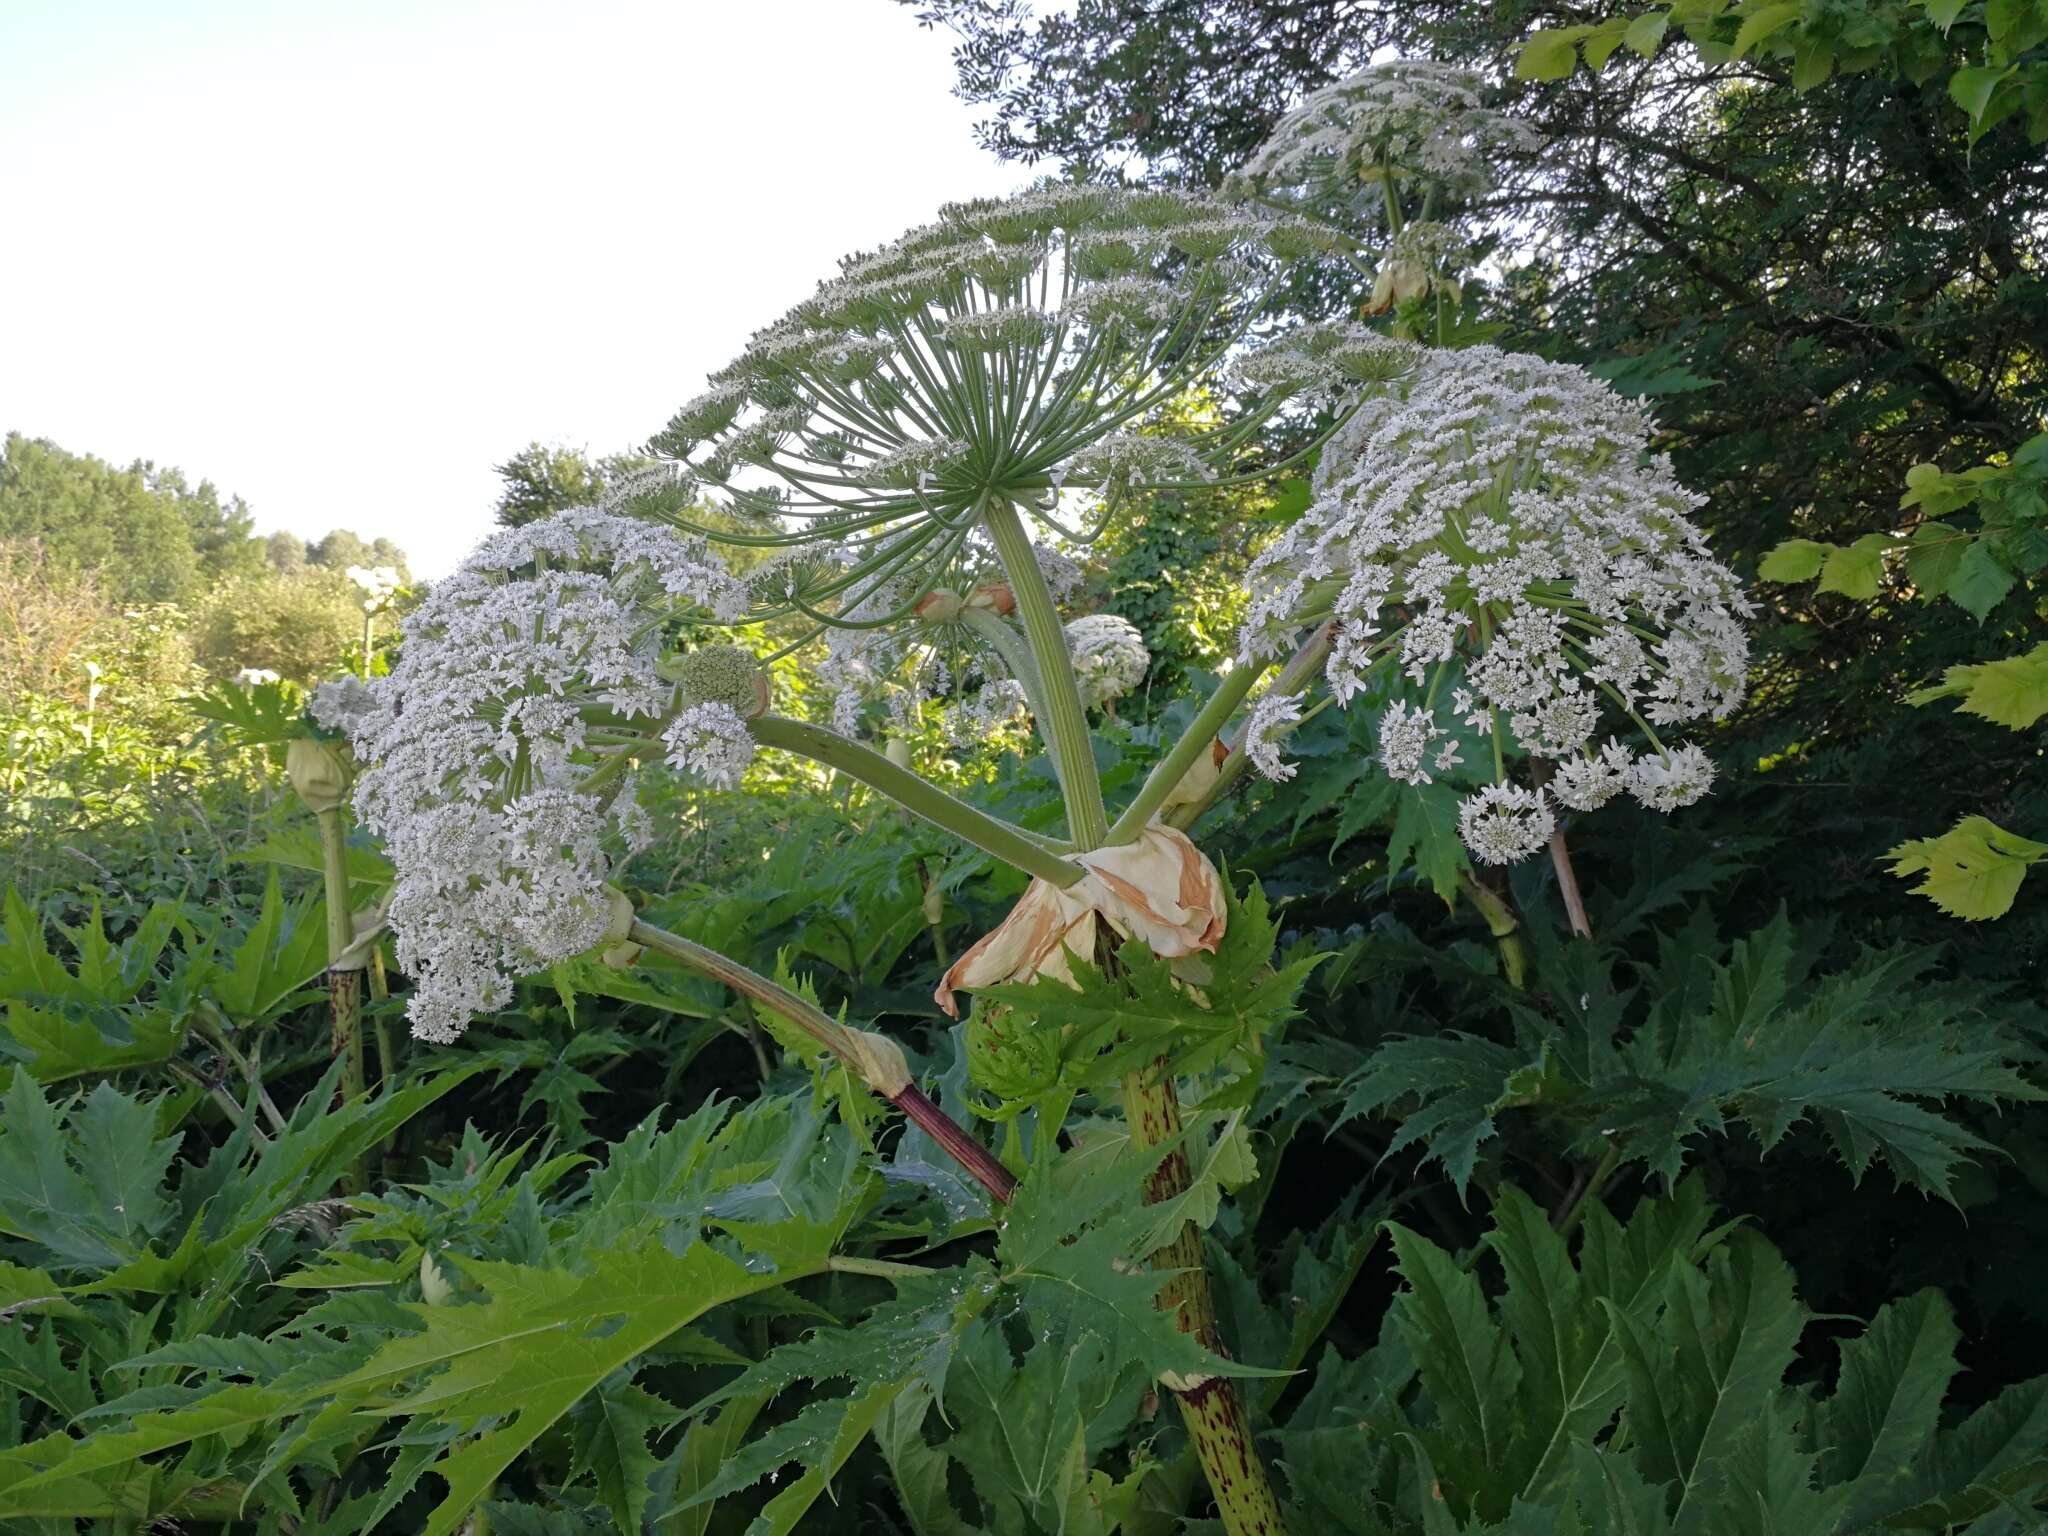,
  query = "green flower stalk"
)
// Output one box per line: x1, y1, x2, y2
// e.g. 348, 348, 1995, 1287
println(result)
286, 735, 365, 1114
